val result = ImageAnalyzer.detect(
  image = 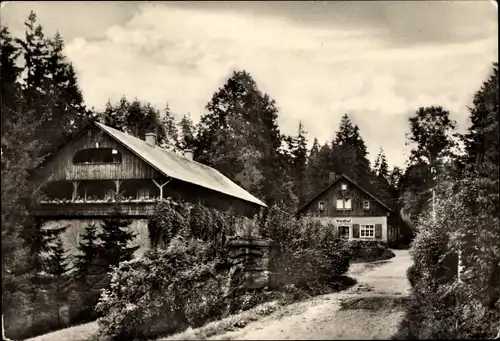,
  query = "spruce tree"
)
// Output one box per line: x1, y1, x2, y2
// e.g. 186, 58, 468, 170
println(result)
333, 114, 371, 183
160, 104, 179, 151
177, 113, 197, 151
304, 138, 323, 199
71, 223, 102, 322
98, 205, 139, 270
289, 122, 308, 204
373, 147, 389, 179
